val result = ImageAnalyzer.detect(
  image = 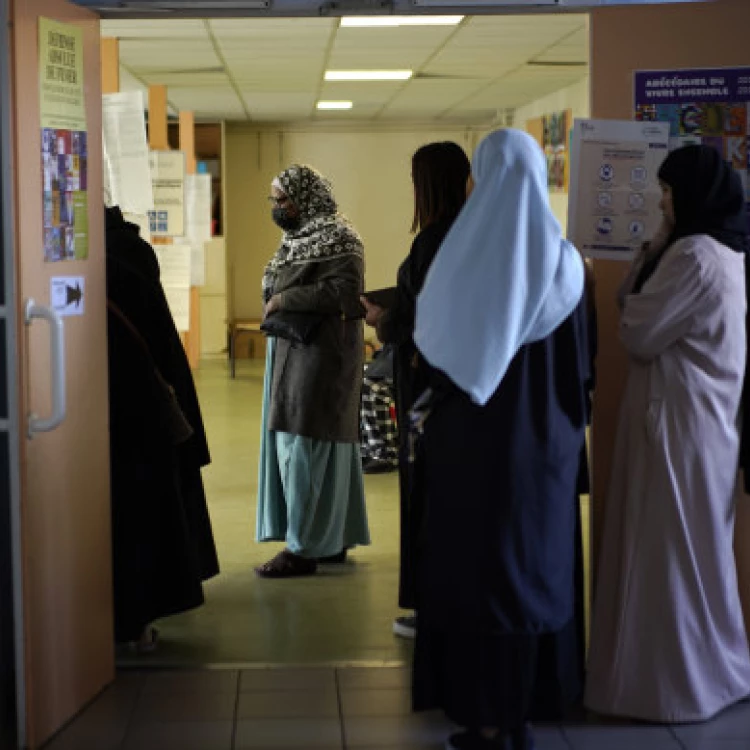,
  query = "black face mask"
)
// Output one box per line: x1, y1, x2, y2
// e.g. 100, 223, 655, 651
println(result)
272, 208, 301, 232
